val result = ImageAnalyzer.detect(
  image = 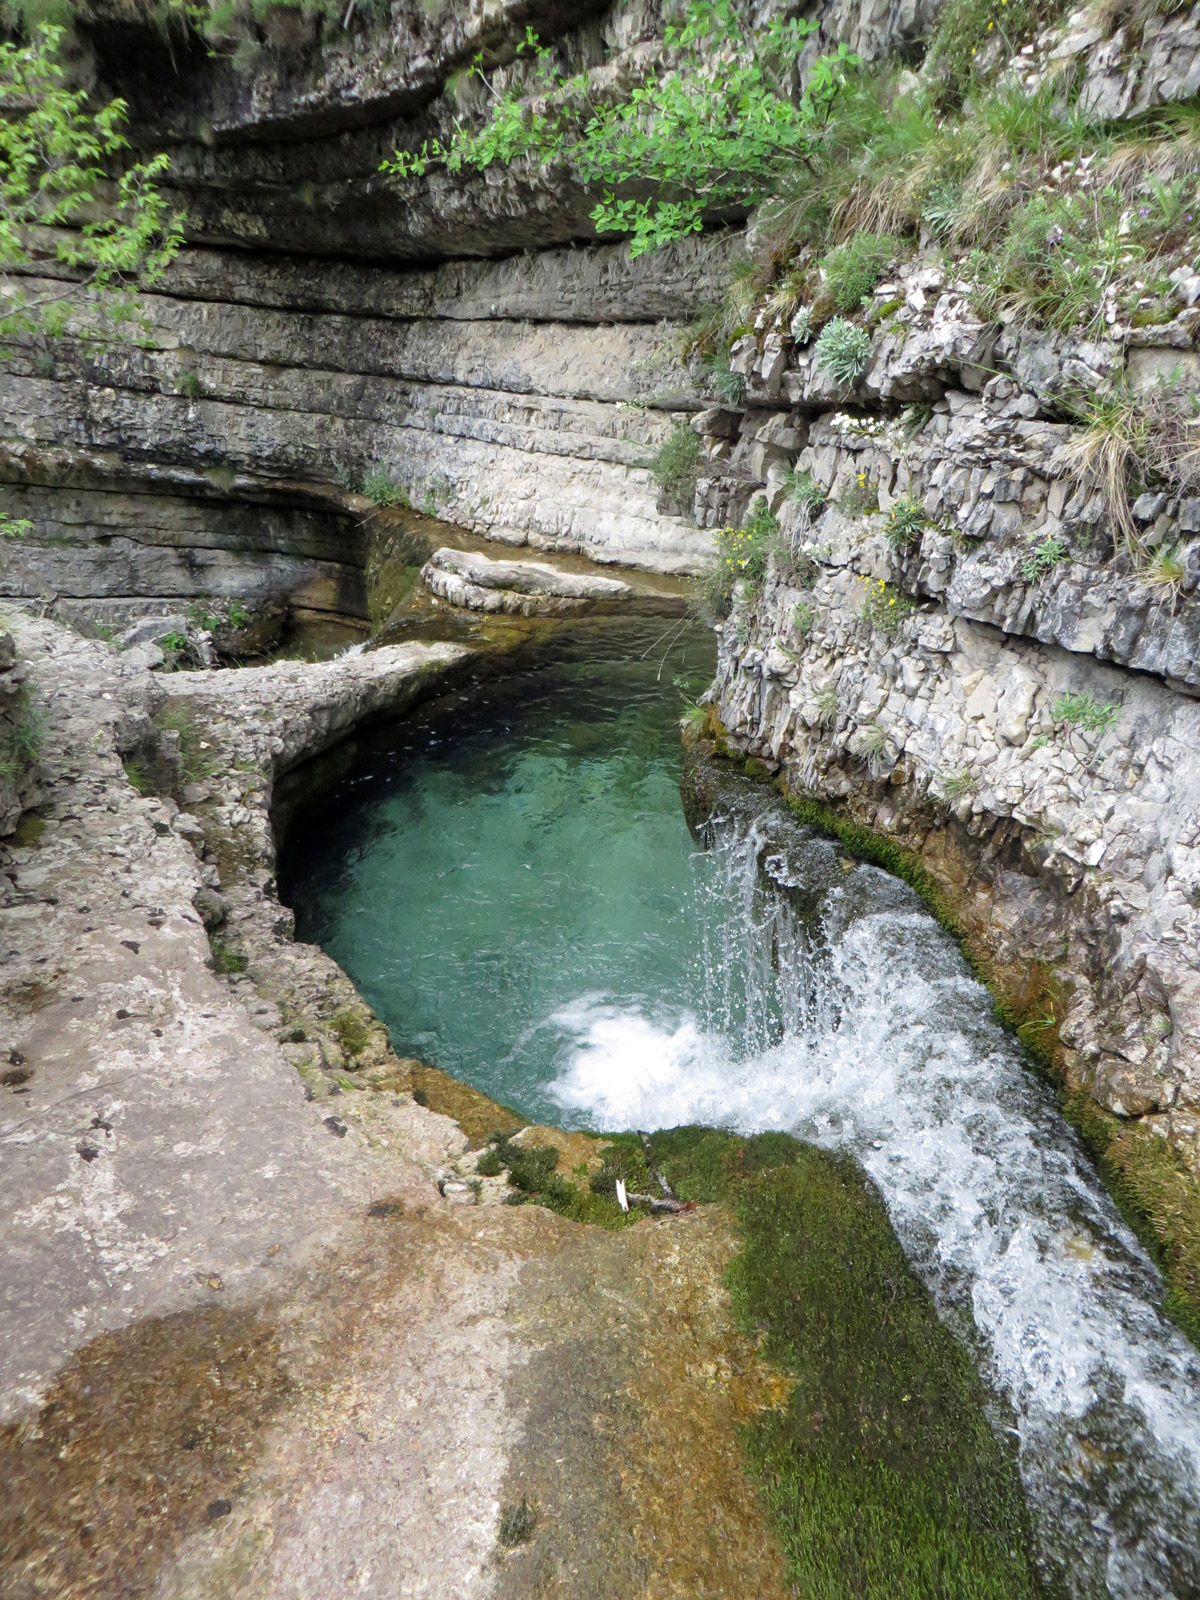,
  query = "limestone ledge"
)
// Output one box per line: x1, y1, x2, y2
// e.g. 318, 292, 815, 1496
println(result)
0, 615, 487, 1420
693, 257, 1200, 691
